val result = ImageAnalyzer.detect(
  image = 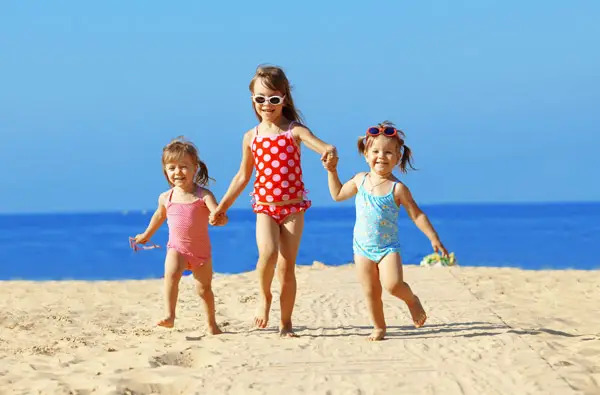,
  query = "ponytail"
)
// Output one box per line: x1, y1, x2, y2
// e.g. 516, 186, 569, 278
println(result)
195, 159, 210, 186
357, 136, 367, 154
398, 143, 416, 173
